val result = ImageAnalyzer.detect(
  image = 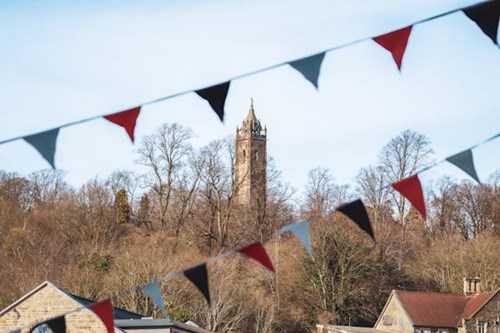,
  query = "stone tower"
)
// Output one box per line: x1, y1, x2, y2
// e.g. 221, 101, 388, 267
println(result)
235, 100, 267, 207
